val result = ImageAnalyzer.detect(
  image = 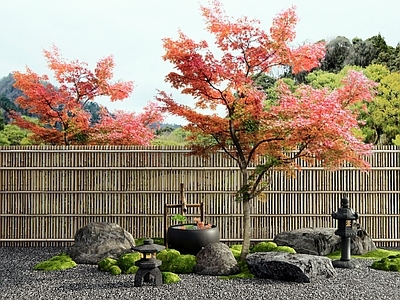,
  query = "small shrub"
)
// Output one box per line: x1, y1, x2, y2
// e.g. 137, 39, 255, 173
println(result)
117, 252, 141, 273
33, 253, 77, 271
162, 272, 181, 284
98, 257, 118, 272
109, 265, 122, 275
158, 249, 196, 273
250, 241, 278, 253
